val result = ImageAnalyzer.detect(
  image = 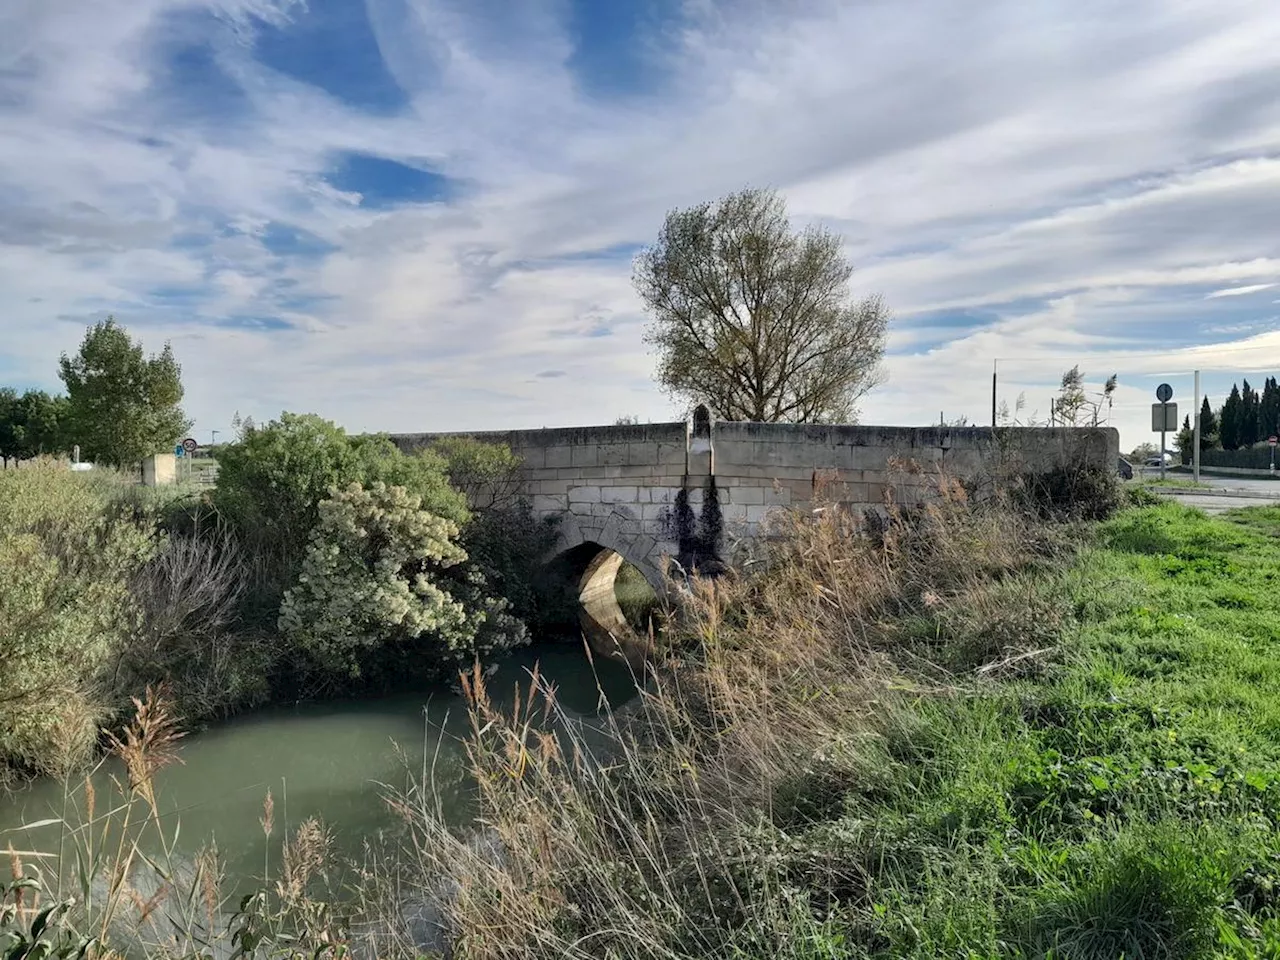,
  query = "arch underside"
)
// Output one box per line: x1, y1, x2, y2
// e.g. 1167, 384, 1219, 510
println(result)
552, 512, 667, 597
550, 519, 664, 671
